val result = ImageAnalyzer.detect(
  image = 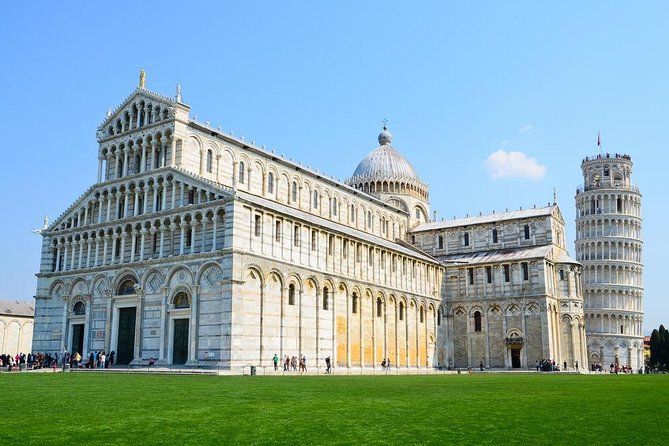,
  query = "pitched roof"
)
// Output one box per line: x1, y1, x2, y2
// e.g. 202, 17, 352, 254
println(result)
436, 245, 579, 266
0, 300, 35, 317
235, 190, 440, 265
412, 205, 557, 232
